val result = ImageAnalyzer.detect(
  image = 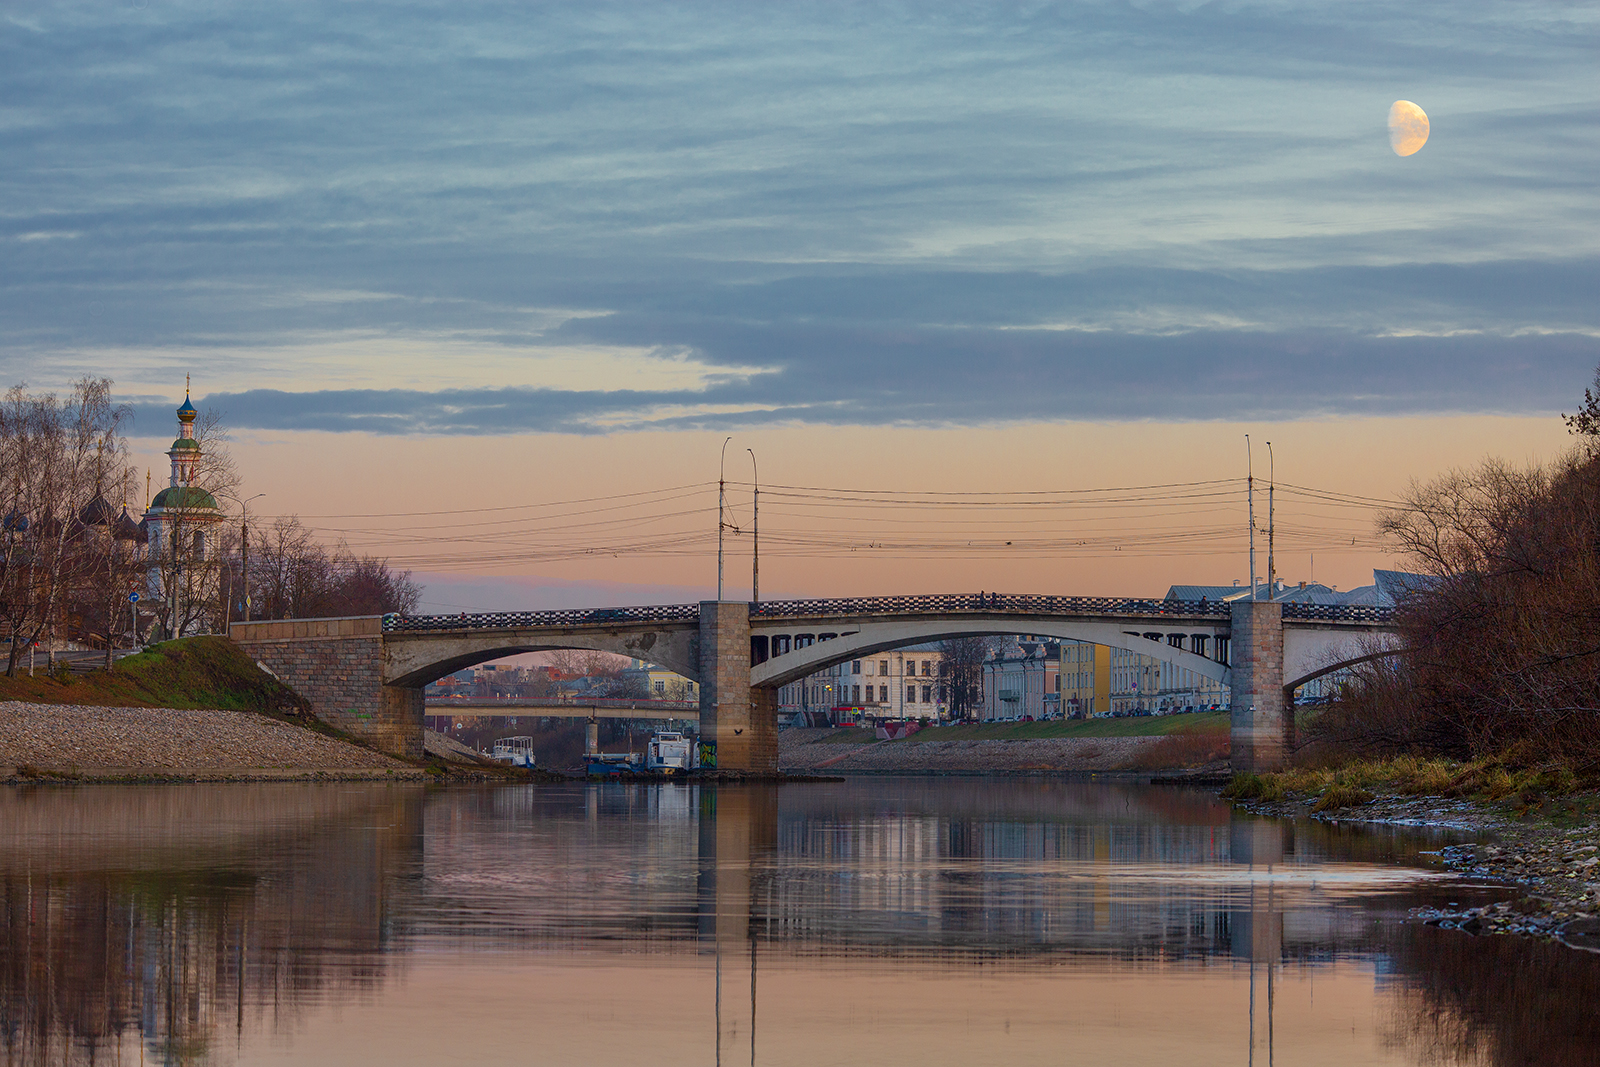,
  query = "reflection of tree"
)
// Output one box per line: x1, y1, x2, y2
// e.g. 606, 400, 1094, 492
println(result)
0, 787, 421, 1066
1380, 921, 1600, 1067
